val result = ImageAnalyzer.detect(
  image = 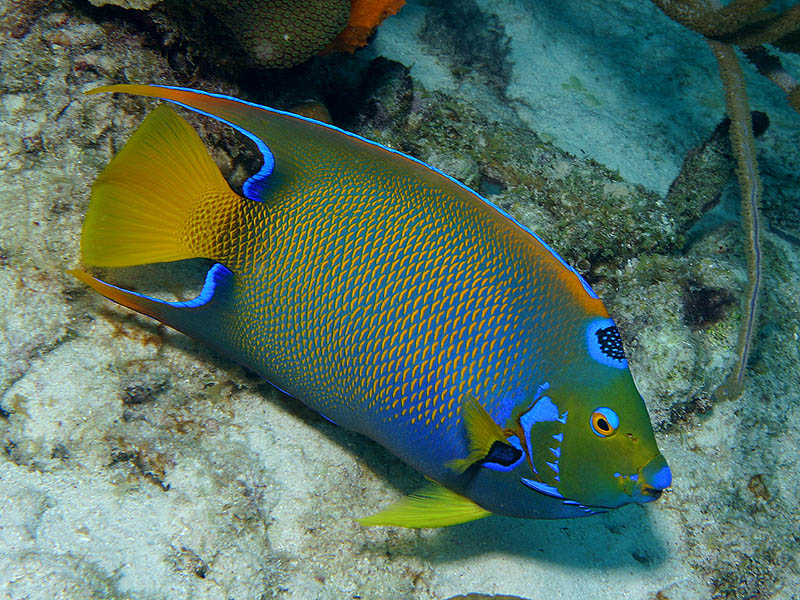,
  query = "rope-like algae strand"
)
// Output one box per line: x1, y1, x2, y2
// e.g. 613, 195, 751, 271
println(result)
743, 46, 800, 114
727, 4, 800, 48
708, 40, 763, 401
651, 0, 769, 39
